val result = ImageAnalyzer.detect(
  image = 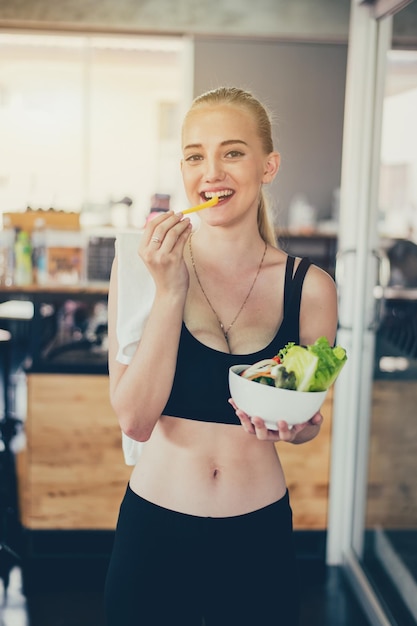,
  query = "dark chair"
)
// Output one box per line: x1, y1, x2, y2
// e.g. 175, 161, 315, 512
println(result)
0, 328, 23, 597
